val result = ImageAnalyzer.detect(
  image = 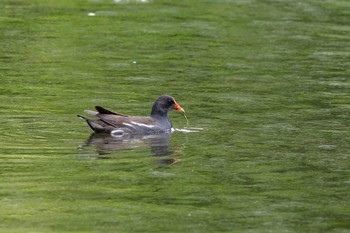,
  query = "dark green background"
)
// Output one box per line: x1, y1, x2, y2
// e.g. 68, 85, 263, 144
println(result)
1, 0, 349, 232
